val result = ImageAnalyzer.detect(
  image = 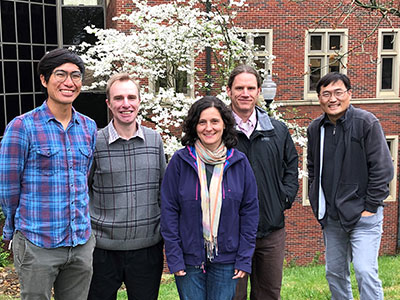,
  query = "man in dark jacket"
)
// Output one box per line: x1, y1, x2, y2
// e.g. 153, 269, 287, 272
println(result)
307, 72, 393, 300
229, 65, 299, 300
